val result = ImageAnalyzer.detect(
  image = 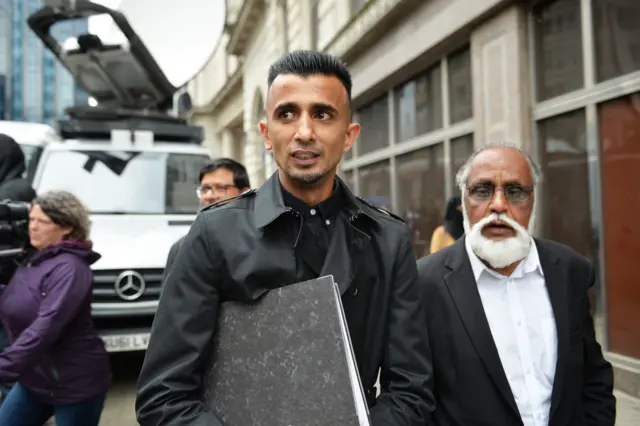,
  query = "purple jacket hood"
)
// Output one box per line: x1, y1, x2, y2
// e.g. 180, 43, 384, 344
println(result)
27, 241, 101, 267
